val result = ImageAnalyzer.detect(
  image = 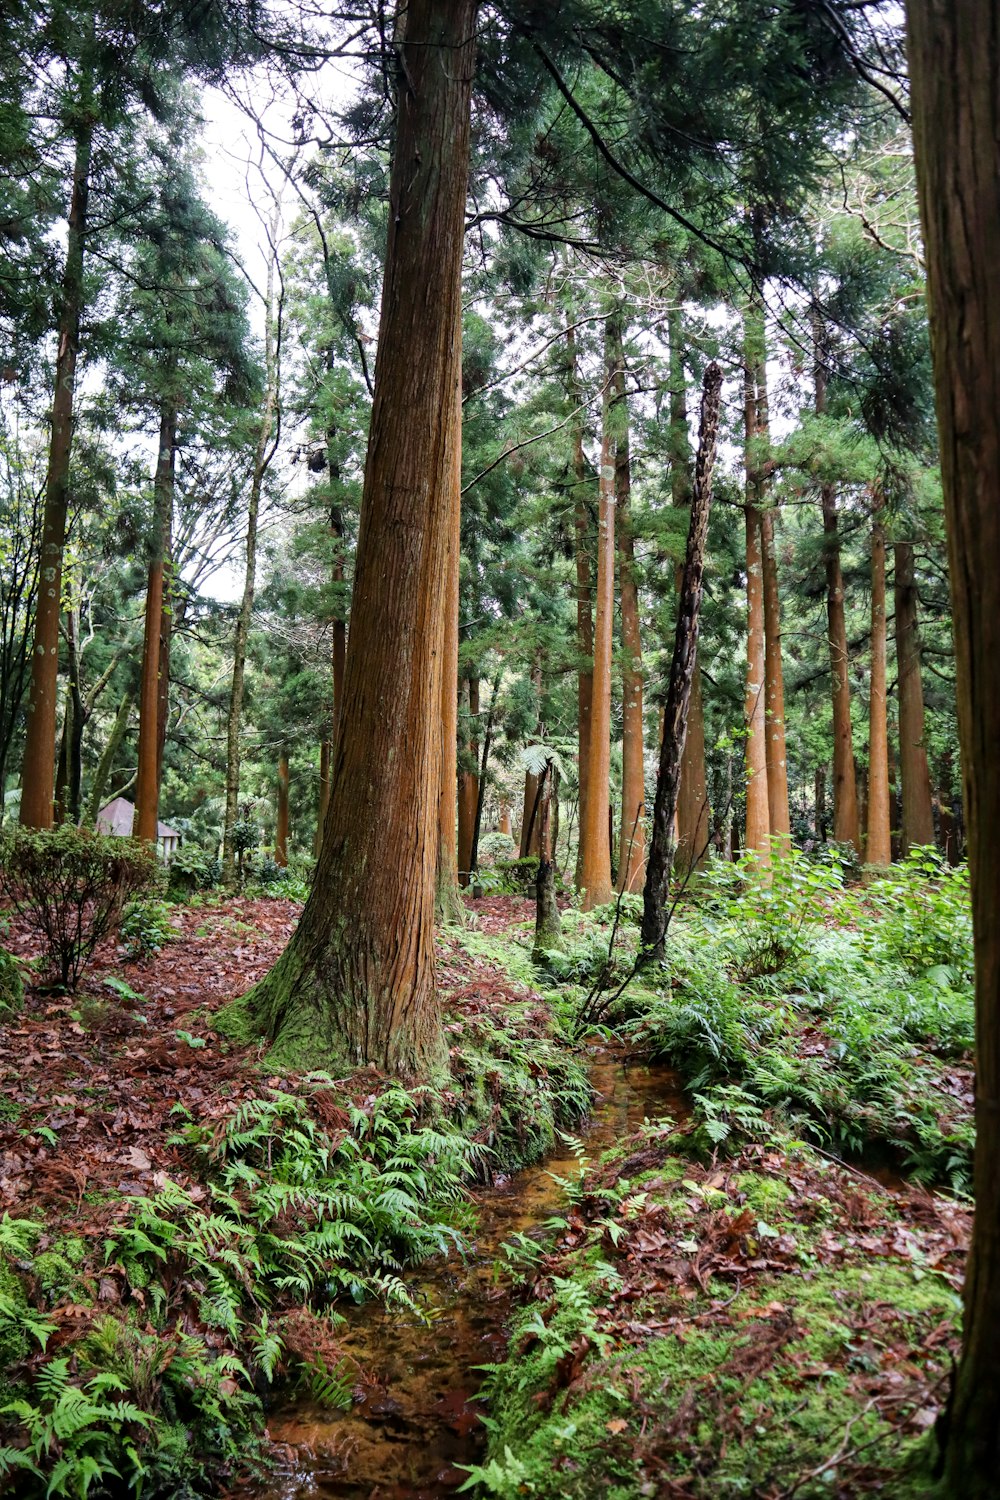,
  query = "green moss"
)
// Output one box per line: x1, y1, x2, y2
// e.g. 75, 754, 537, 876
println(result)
33, 1236, 88, 1301
473, 1152, 960, 1499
